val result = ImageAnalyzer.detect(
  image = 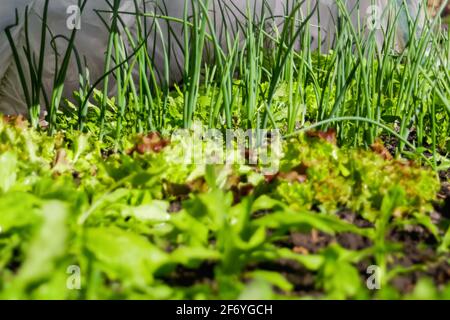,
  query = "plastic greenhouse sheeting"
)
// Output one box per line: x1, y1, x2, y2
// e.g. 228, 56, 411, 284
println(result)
0, 0, 425, 116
